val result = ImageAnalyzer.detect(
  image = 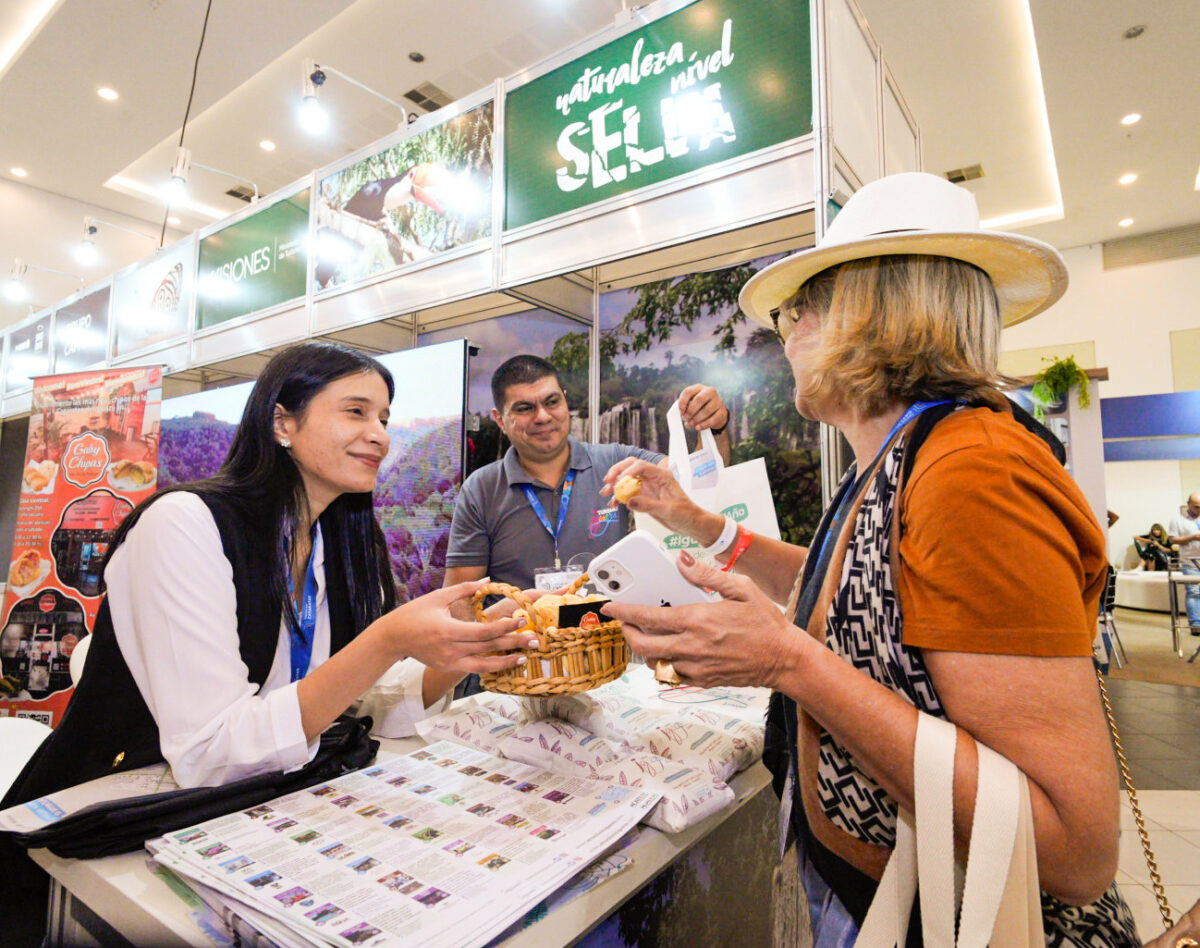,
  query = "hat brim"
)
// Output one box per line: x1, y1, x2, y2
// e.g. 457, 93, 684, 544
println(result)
739, 230, 1068, 329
